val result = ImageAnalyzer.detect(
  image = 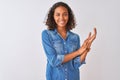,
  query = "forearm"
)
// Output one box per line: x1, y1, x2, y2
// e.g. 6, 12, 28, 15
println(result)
80, 50, 89, 63
62, 47, 90, 64
62, 50, 80, 64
